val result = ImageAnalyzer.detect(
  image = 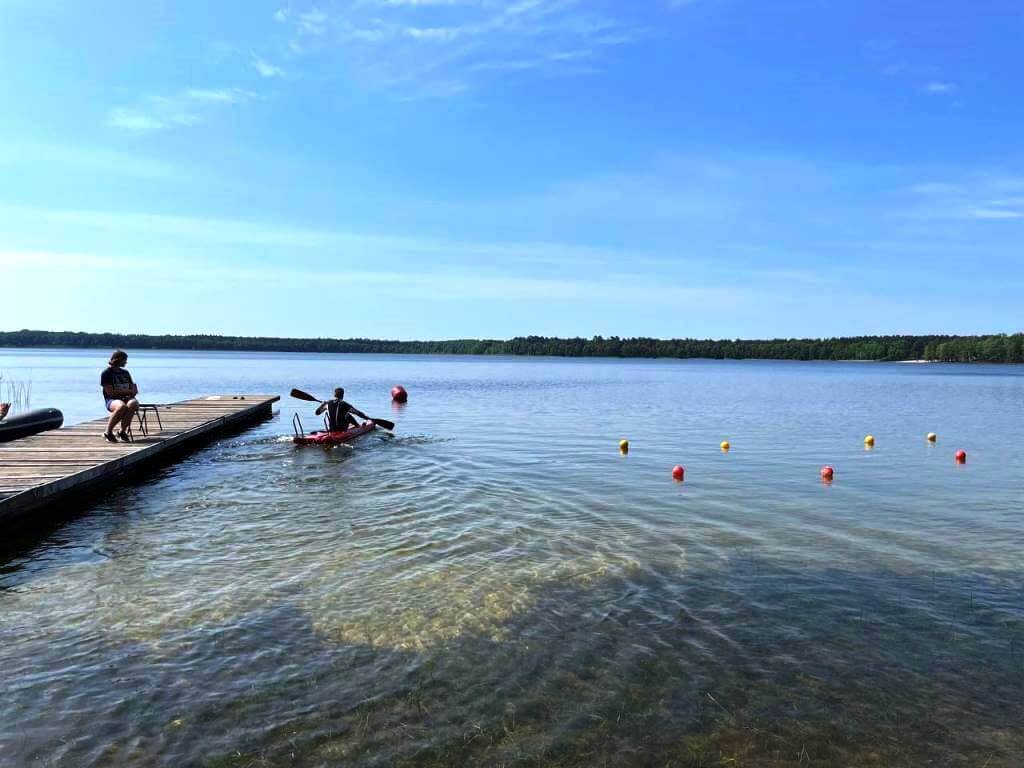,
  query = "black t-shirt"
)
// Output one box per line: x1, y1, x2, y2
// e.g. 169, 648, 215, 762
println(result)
101, 366, 134, 396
